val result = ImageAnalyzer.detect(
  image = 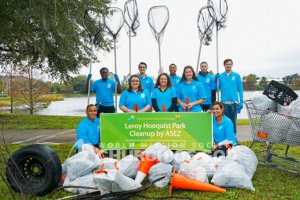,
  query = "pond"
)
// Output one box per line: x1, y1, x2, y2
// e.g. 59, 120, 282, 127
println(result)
35, 91, 300, 119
